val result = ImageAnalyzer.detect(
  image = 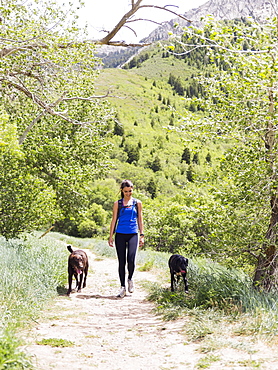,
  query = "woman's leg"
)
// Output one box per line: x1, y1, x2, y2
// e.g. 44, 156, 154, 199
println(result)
115, 233, 127, 287
127, 234, 138, 280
